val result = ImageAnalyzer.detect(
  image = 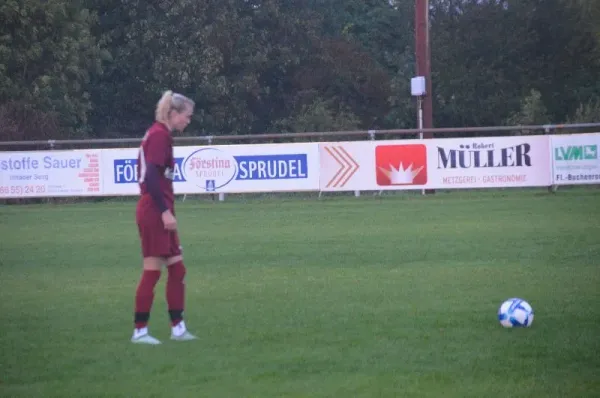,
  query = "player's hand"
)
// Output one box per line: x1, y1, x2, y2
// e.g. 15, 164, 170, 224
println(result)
161, 210, 177, 230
